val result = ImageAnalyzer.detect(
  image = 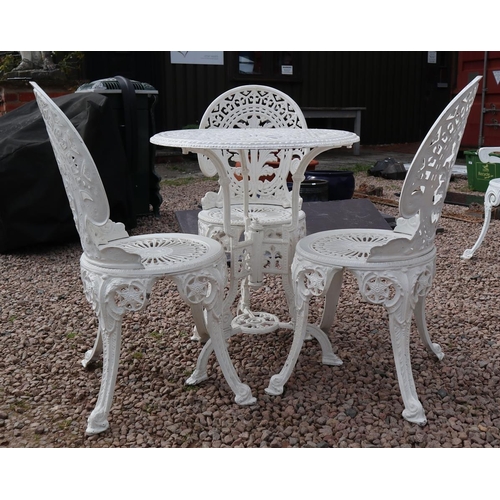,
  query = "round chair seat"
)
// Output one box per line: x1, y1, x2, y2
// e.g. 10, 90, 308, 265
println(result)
198, 204, 306, 226
295, 228, 410, 265
101, 233, 225, 273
